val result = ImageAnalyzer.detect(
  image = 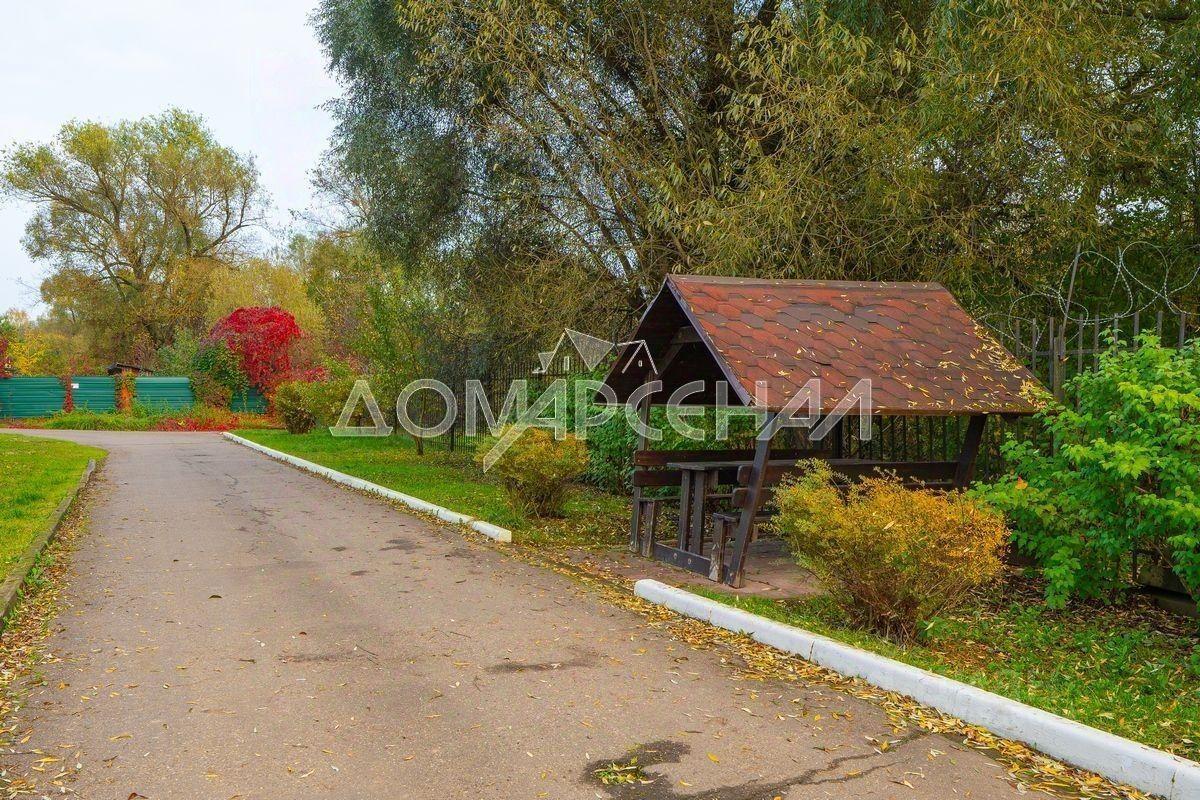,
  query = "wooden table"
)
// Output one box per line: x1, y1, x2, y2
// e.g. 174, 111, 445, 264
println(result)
667, 460, 745, 554
649, 458, 802, 580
